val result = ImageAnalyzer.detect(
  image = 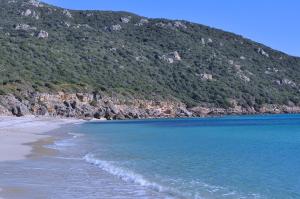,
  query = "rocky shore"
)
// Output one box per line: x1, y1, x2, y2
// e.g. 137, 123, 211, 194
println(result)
1, 92, 300, 119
